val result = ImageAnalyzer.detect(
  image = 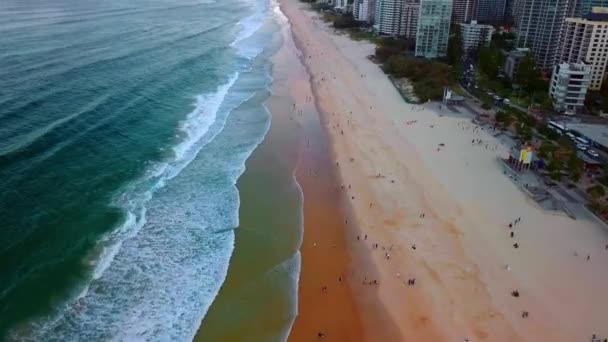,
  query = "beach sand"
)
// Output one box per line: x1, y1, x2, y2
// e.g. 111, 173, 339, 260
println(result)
280, 0, 608, 340
272, 13, 369, 341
